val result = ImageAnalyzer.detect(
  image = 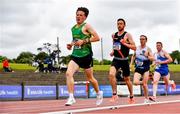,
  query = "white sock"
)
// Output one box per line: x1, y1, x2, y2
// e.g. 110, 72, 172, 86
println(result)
153, 84, 157, 97
69, 93, 74, 99
97, 91, 101, 95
